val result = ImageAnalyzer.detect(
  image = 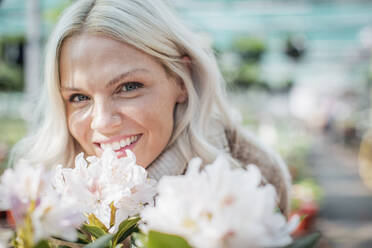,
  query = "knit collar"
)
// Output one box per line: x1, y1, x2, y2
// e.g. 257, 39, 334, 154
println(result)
146, 120, 228, 181
146, 143, 188, 181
